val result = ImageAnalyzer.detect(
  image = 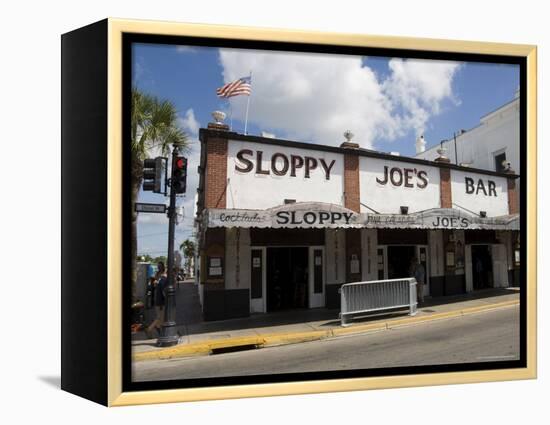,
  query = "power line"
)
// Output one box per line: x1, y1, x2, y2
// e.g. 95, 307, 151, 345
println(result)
137, 231, 168, 238
137, 230, 188, 238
